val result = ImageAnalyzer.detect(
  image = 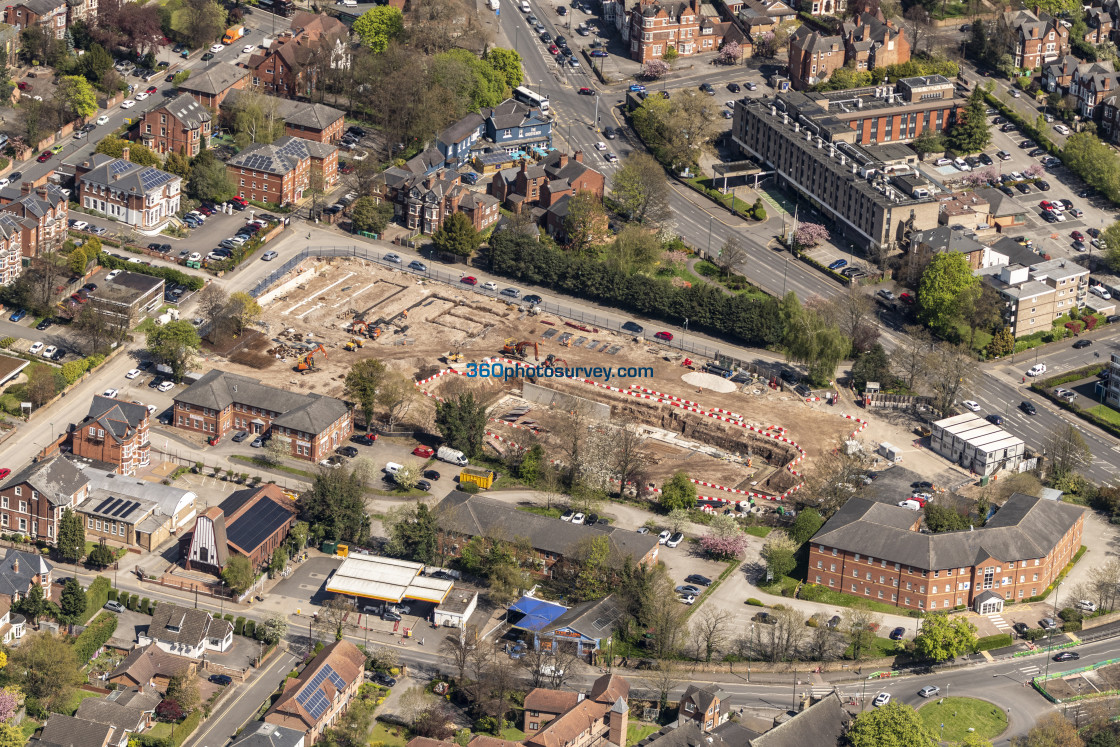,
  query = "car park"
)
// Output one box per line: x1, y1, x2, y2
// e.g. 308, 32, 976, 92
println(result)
158, 381, 175, 392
